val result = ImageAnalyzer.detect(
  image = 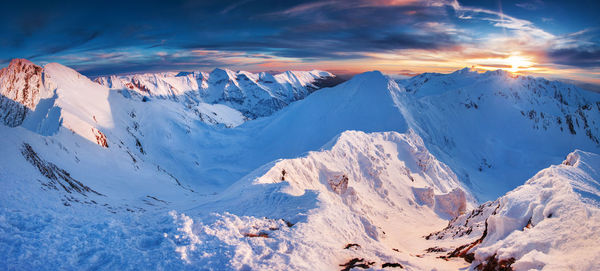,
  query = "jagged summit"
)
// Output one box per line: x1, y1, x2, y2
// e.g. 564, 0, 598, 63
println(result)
208, 67, 238, 82
0, 58, 46, 110
8, 58, 36, 66
451, 66, 477, 75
